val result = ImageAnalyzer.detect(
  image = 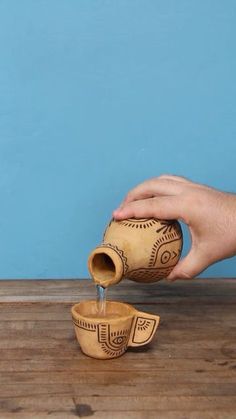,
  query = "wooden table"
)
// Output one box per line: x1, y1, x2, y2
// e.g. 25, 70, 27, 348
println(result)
0, 279, 235, 419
